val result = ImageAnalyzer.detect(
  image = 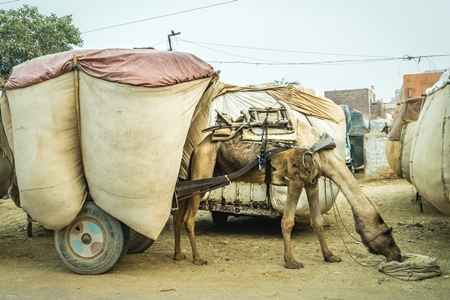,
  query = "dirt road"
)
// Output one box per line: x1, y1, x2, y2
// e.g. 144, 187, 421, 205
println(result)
1, 173, 449, 299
